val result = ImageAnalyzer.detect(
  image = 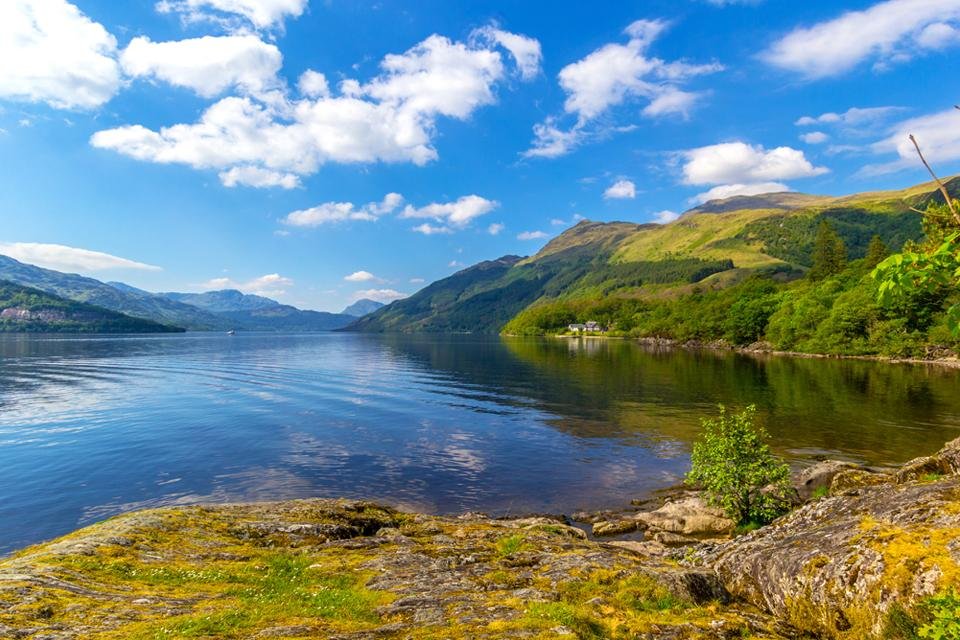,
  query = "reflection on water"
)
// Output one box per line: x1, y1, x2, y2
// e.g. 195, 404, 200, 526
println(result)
1, 332, 958, 554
